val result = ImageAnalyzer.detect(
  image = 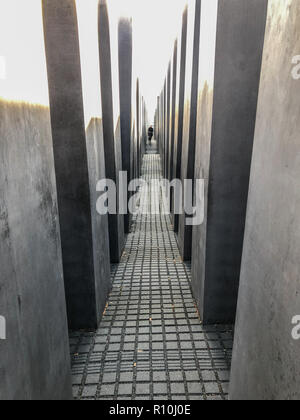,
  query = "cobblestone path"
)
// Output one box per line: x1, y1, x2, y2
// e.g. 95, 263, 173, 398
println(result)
70, 142, 233, 401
